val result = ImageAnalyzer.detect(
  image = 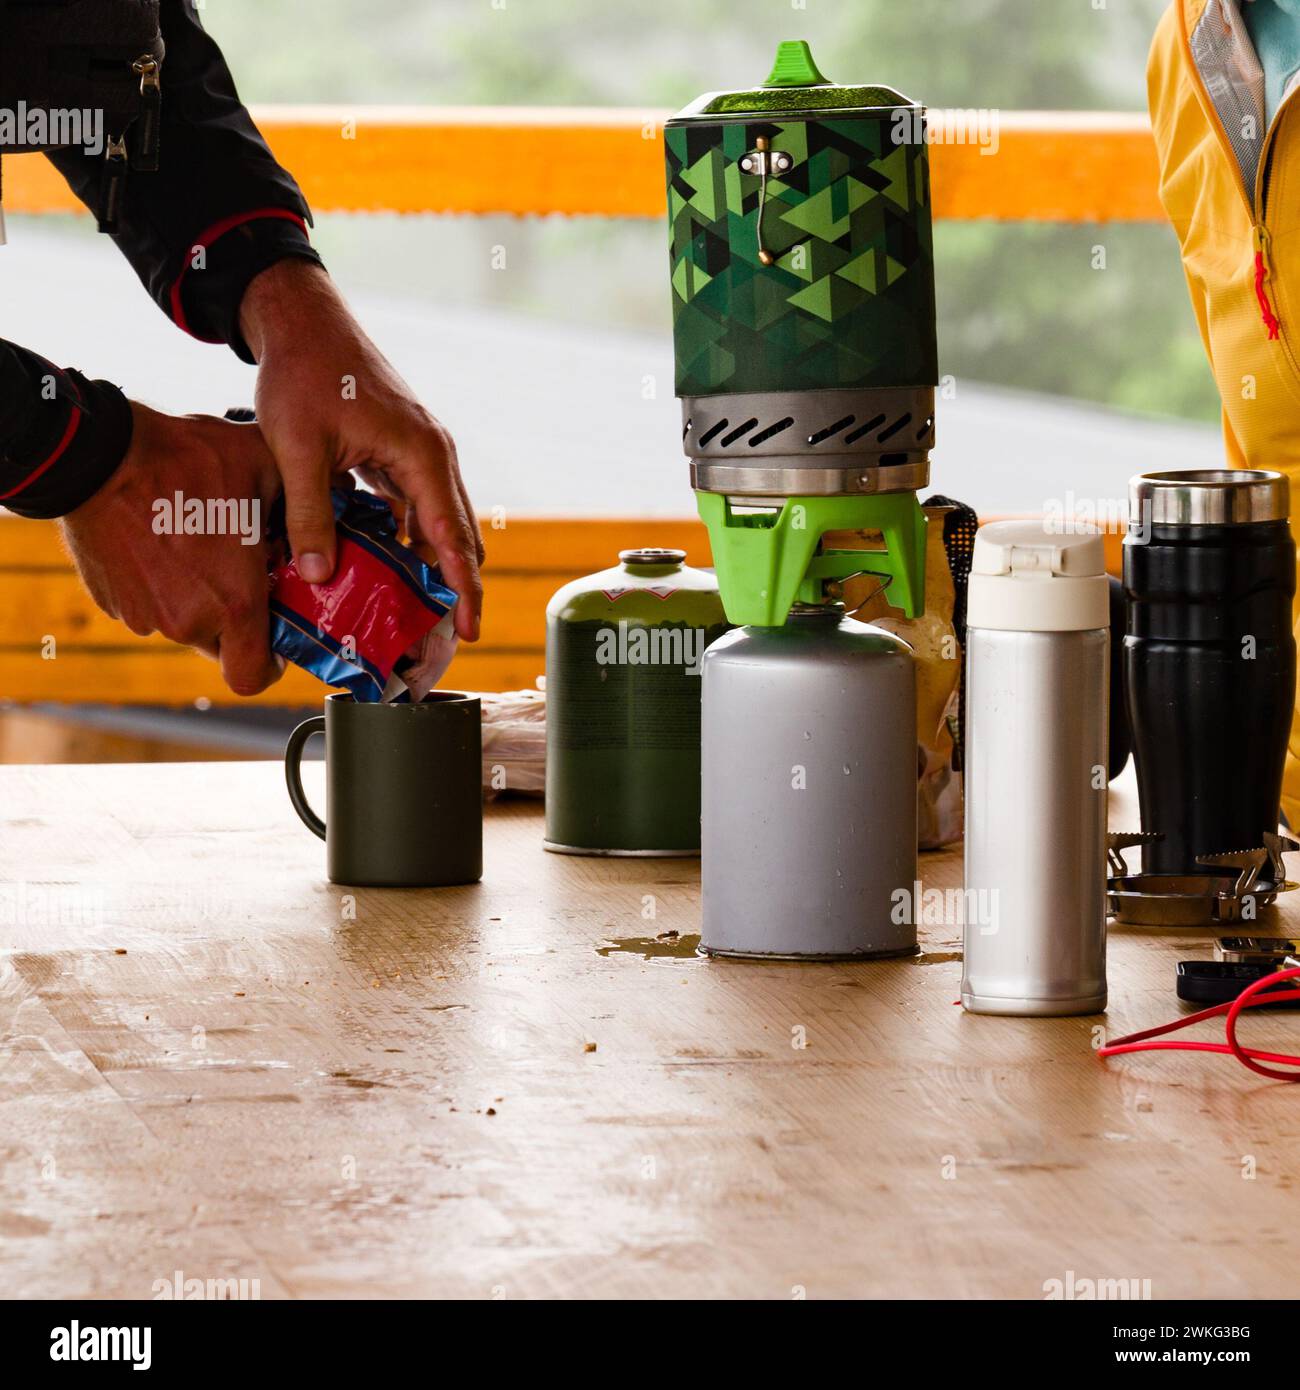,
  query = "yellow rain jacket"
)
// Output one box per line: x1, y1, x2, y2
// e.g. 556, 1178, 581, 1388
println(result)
1148, 0, 1300, 823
